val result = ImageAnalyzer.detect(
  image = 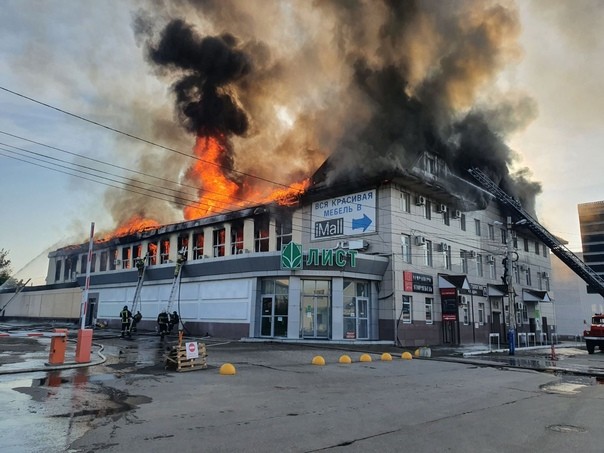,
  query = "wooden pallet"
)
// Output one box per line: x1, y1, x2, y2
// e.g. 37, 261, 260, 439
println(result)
165, 342, 208, 372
